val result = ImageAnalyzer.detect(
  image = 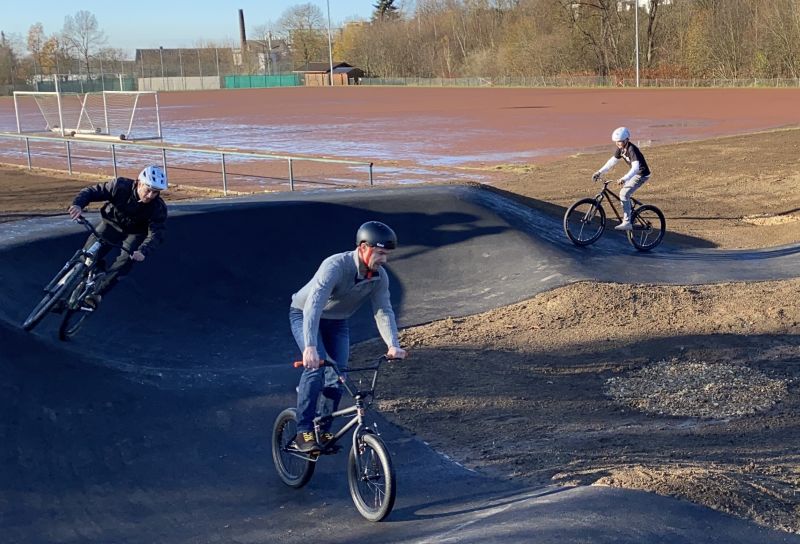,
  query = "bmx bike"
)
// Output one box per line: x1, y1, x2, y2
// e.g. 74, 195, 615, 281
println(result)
563, 177, 666, 251
22, 216, 130, 340
272, 355, 400, 521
